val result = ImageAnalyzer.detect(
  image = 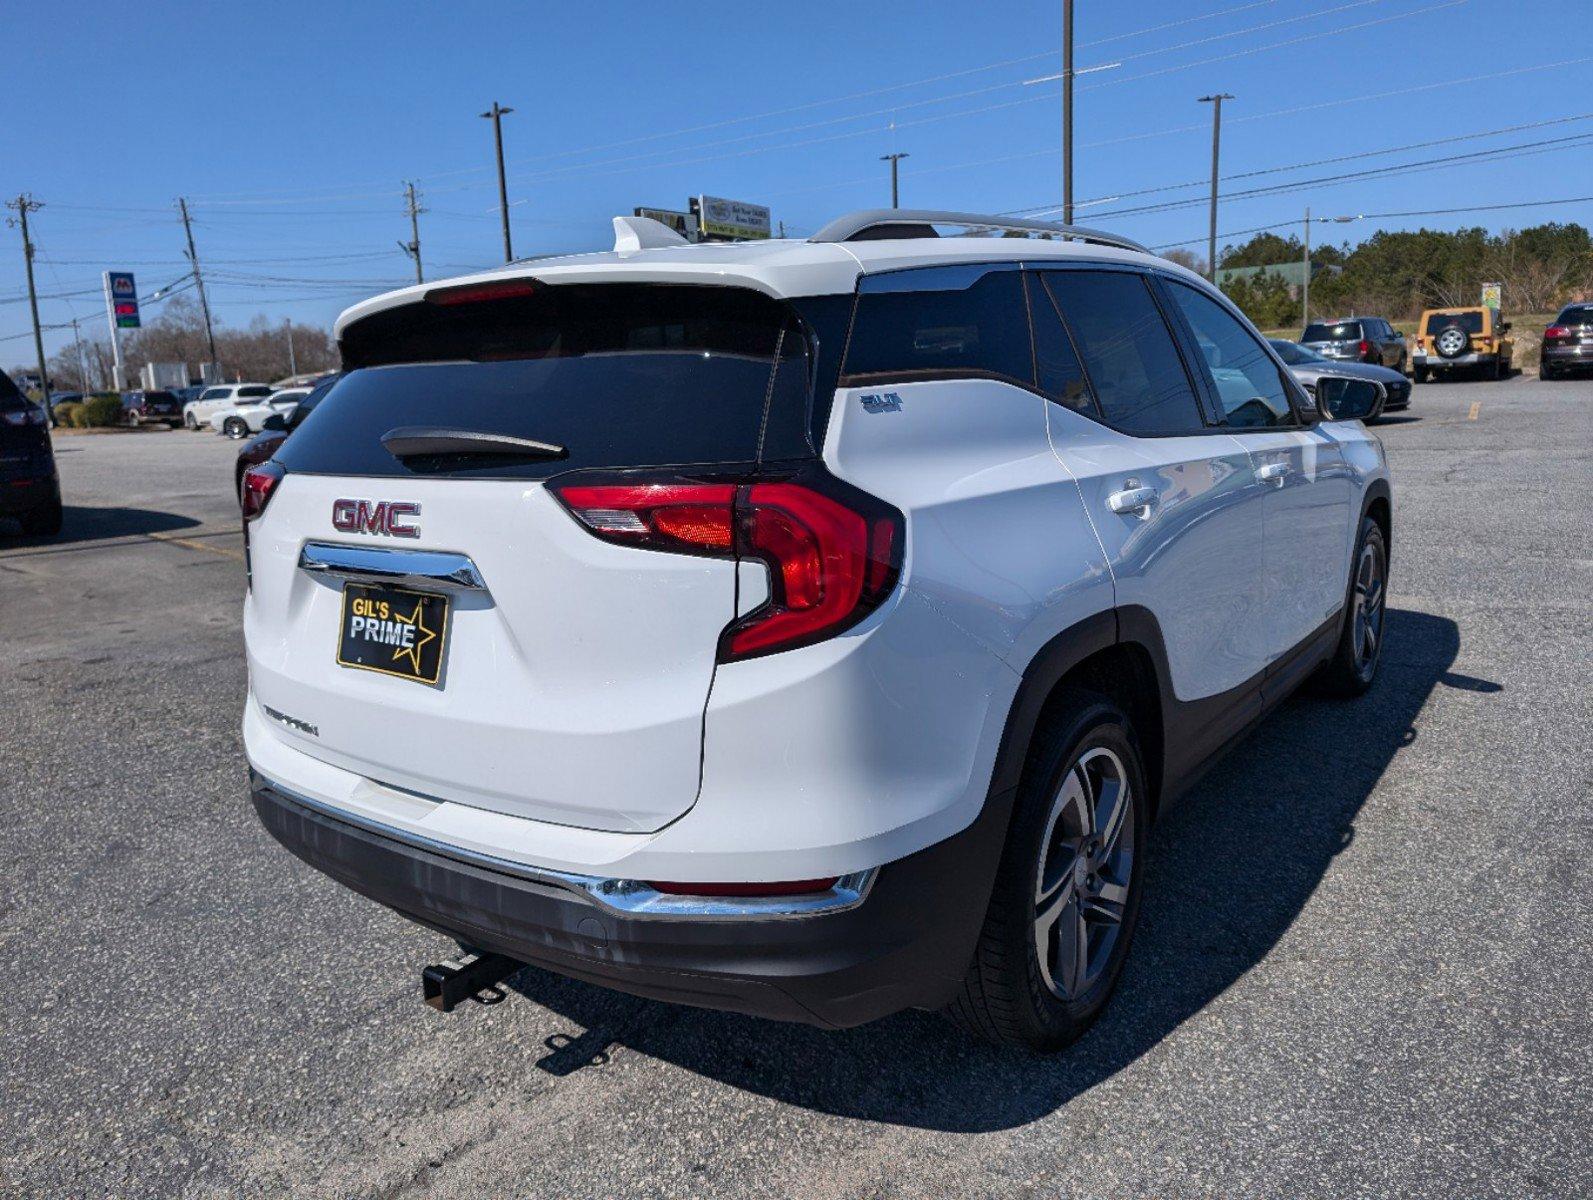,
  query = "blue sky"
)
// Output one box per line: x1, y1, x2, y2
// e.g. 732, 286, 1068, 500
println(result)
5, 0, 1591, 364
